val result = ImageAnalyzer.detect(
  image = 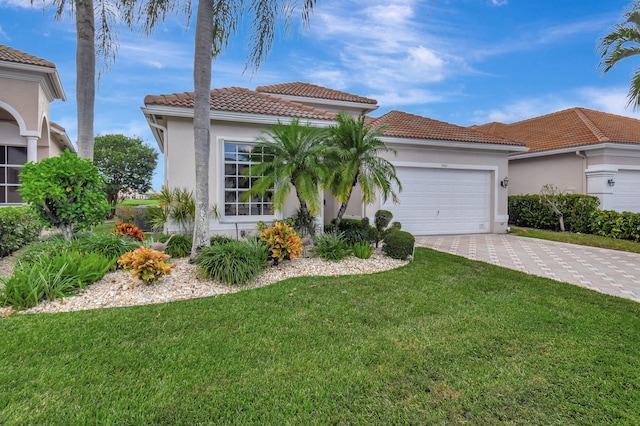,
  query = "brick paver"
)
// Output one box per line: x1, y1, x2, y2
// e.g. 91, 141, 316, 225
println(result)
415, 234, 640, 303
